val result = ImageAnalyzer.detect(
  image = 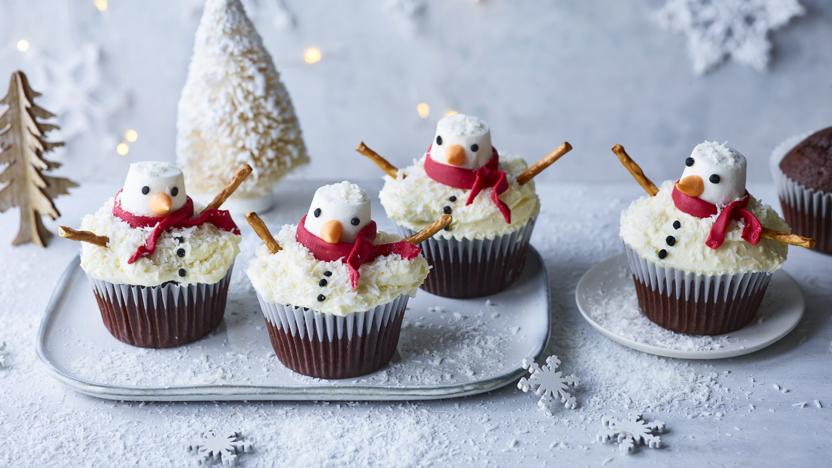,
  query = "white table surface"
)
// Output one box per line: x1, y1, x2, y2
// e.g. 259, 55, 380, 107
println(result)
0, 180, 829, 468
